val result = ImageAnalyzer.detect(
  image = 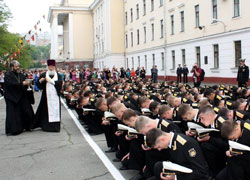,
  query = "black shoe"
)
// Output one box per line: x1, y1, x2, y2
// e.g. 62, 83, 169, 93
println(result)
119, 165, 128, 170
112, 158, 120, 162
105, 148, 116, 153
